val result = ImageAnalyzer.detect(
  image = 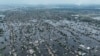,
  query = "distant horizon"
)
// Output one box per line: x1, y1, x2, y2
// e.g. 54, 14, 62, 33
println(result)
0, 0, 100, 6
0, 3, 100, 6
